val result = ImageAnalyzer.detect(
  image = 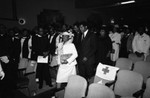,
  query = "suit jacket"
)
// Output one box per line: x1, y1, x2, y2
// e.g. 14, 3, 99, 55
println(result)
5, 36, 21, 63
21, 37, 30, 58
0, 35, 10, 57
31, 35, 50, 61
79, 30, 97, 65
73, 31, 82, 54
